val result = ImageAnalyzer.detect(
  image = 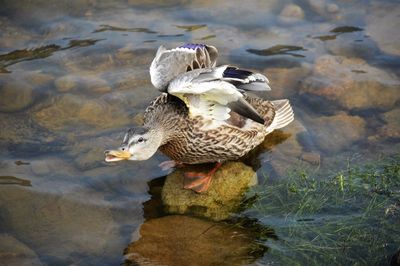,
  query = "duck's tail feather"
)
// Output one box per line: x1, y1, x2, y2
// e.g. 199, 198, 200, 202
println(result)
265, 99, 294, 133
